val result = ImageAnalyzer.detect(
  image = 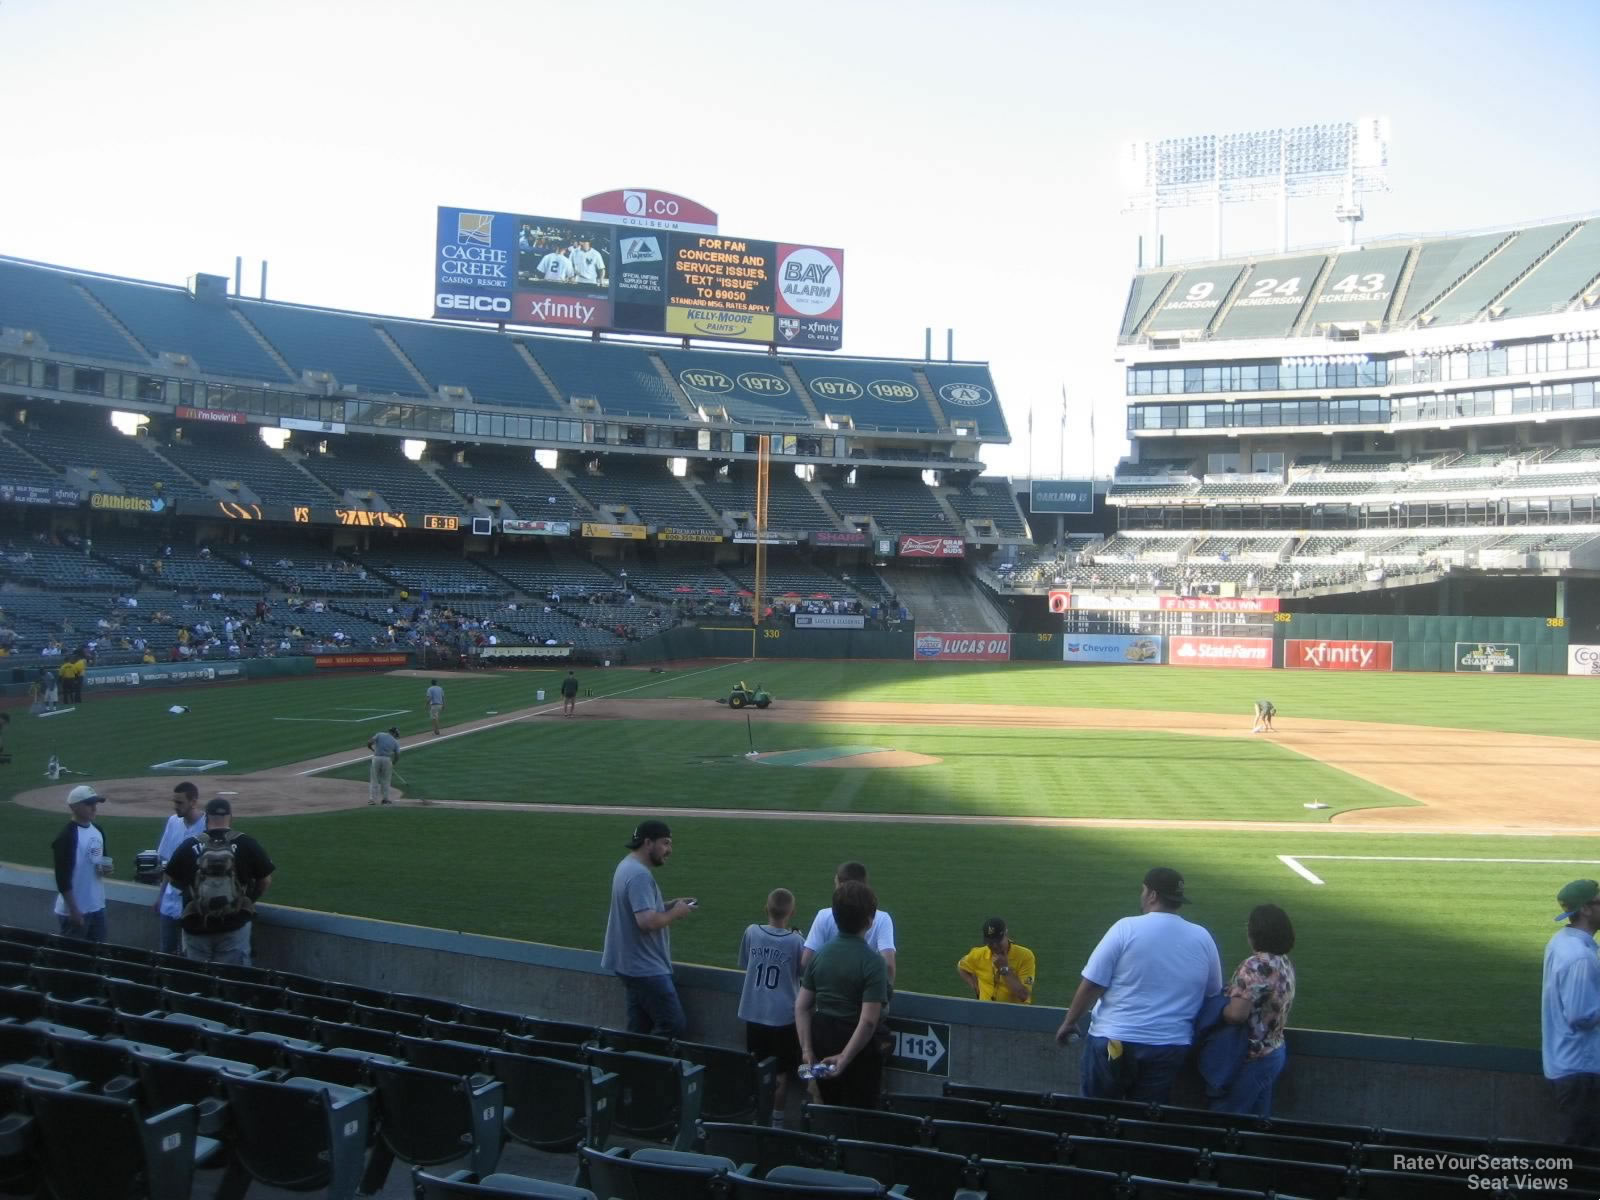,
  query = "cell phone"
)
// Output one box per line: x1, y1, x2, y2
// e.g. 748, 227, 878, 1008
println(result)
685, 899, 698, 908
